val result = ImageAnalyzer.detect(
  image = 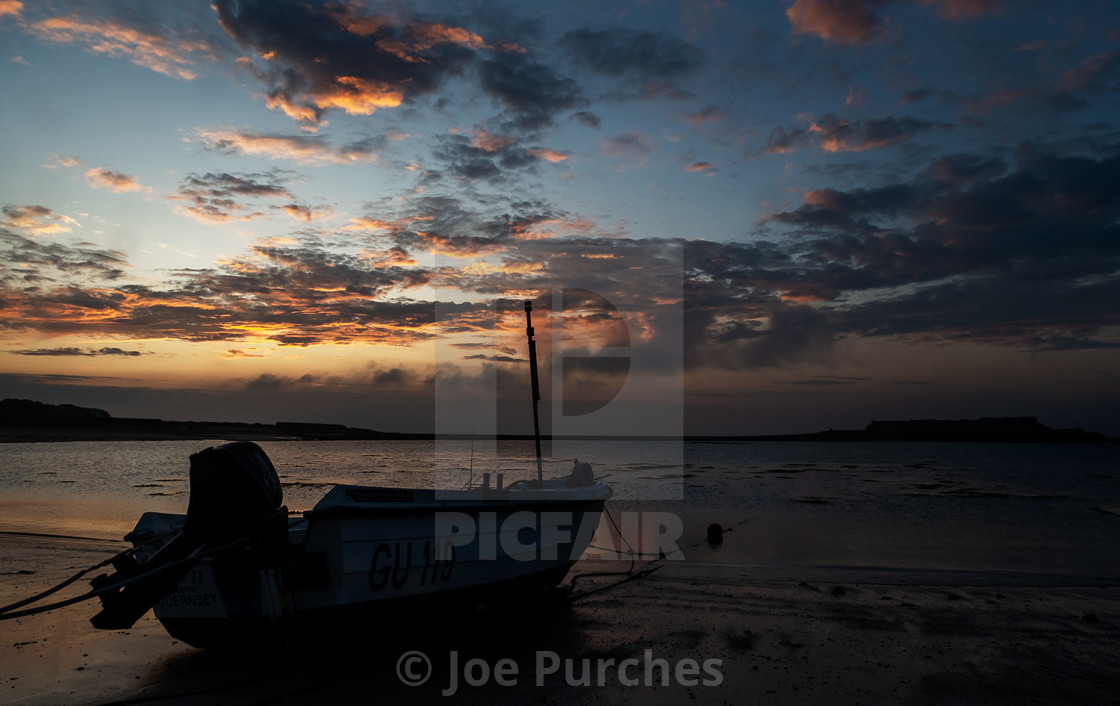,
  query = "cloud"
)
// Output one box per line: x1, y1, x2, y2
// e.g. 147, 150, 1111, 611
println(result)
2, 204, 80, 235
558, 27, 704, 98
196, 129, 380, 165
9, 346, 144, 356
686, 162, 716, 175
477, 53, 586, 132
786, 0, 1004, 44
84, 167, 147, 194
428, 132, 567, 183
43, 154, 81, 169
601, 132, 655, 169
277, 203, 332, 223
1, 227, 127, 286
529, 147, 568, 163
964, 49, 1120, 115
172, 170, 324, 224
739, 143, 1120, 349
462, 353, 527, 363
8, 139, 1120, 362
786, 0, 891, 45
784, 374, 871, 385
0, 1, 23, 18
765, 113, 951, 154
27, 11, 211, 80
214, 0, 501, 123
